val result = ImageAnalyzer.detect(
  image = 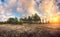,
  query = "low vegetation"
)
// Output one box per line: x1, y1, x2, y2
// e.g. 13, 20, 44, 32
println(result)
0, 24, 60, 37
